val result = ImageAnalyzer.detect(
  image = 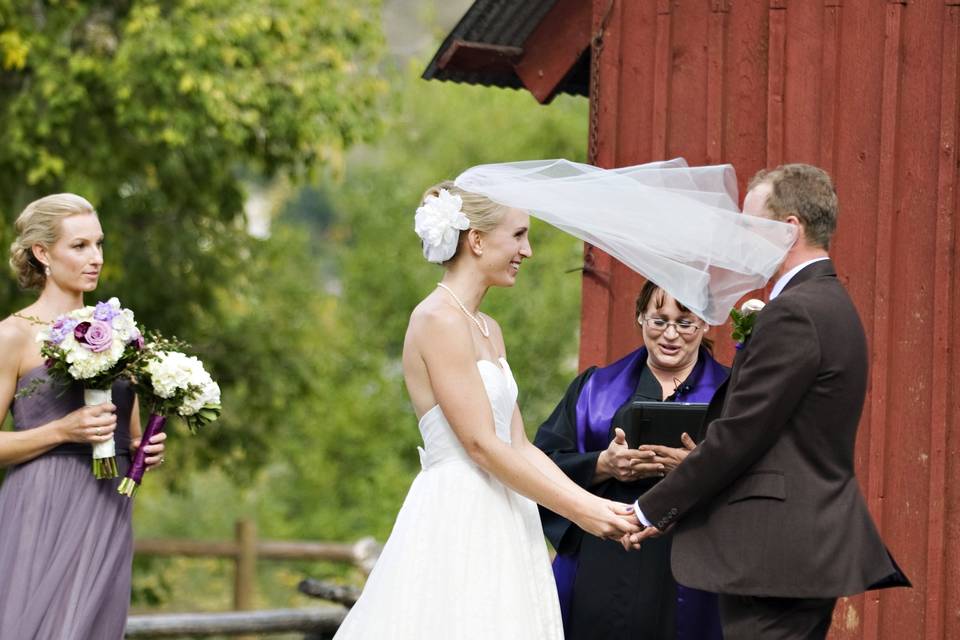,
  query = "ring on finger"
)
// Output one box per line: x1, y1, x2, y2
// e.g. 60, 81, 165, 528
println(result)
95, 427, 102, 436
